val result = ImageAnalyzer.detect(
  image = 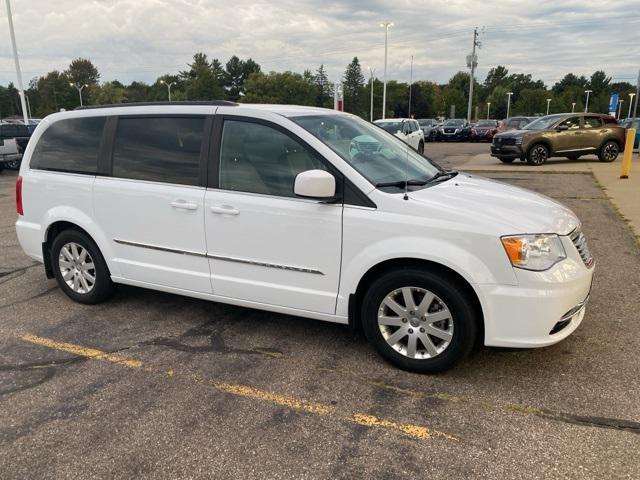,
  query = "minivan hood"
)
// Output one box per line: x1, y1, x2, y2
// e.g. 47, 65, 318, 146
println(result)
408, 173, 579, 236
